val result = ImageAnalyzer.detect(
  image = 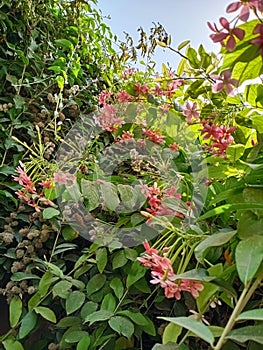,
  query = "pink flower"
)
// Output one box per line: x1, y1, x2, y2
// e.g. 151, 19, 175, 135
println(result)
142, 128, 164, 143
180, 280, 204, 298
13, 161, 36, 194
164, 80, 184, 98
116, 131, 134, 143
251, 23, 263, 58
183, 101, 200, 123
134, 82, 149, 96
208, 17, 245, 51
53, 172, 76, 185
226, 1, 258, 21
163, 186, 181, 199
98, 91, 112, 106
152, 84, 164, 96
94, 105, 124, 132
160, 103, 171, 115
200, 123, 236, 156
117, 90, 132, 103
211, 70, 238, 96
137, 242, 204, 300
169, 142, 179, 151
122, 68, 136, 79
39, 180, 53, 189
